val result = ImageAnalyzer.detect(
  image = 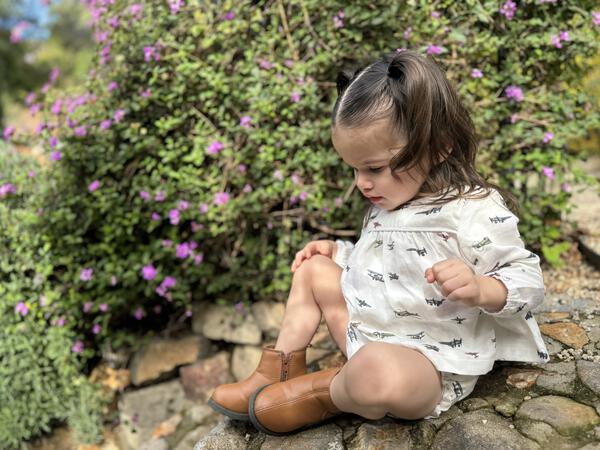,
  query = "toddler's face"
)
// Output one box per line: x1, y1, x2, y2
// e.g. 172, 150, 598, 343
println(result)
331, 119, 427, 211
